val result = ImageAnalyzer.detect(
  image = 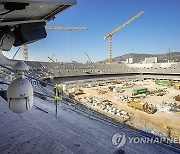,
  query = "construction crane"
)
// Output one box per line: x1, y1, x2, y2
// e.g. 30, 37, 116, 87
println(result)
48, 54, 55, 62
104, 11, 144, 64
85, 52, 93, 63
23, 45, 29, 61
45, 26, 88, 31
12, 47, 21, 59
23, 26, 88, 61
168, 47, 172, 62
